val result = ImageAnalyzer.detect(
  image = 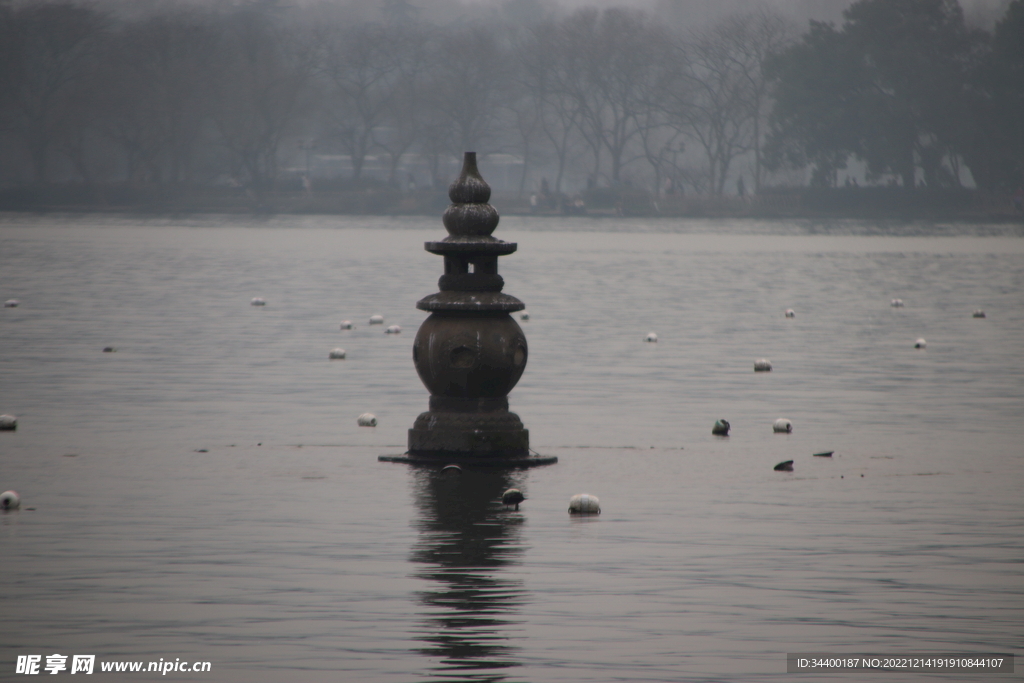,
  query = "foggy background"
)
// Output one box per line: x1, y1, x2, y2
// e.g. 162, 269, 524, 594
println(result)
0, 0, 1019, 211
